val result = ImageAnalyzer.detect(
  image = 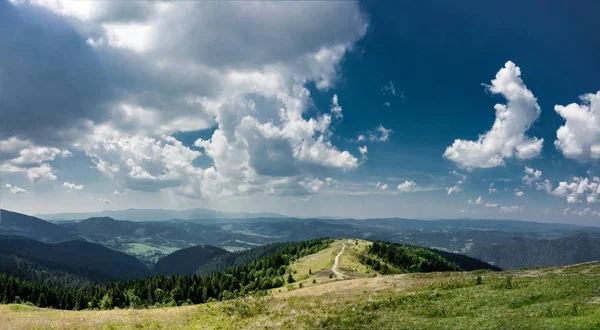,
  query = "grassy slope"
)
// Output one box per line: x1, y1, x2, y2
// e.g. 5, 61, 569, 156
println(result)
2, 240, 600, 329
